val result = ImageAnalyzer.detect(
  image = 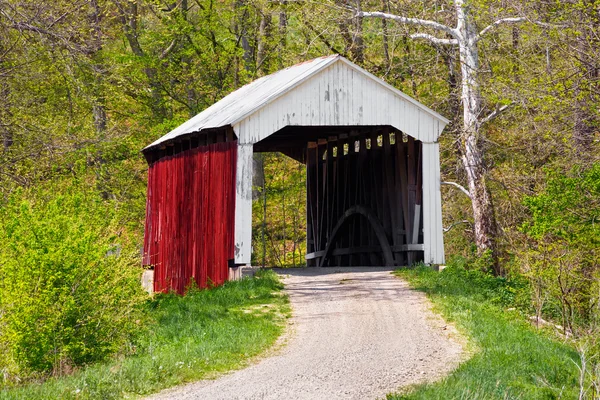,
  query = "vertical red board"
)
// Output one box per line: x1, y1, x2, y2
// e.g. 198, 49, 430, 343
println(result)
143, 140, 238, 294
